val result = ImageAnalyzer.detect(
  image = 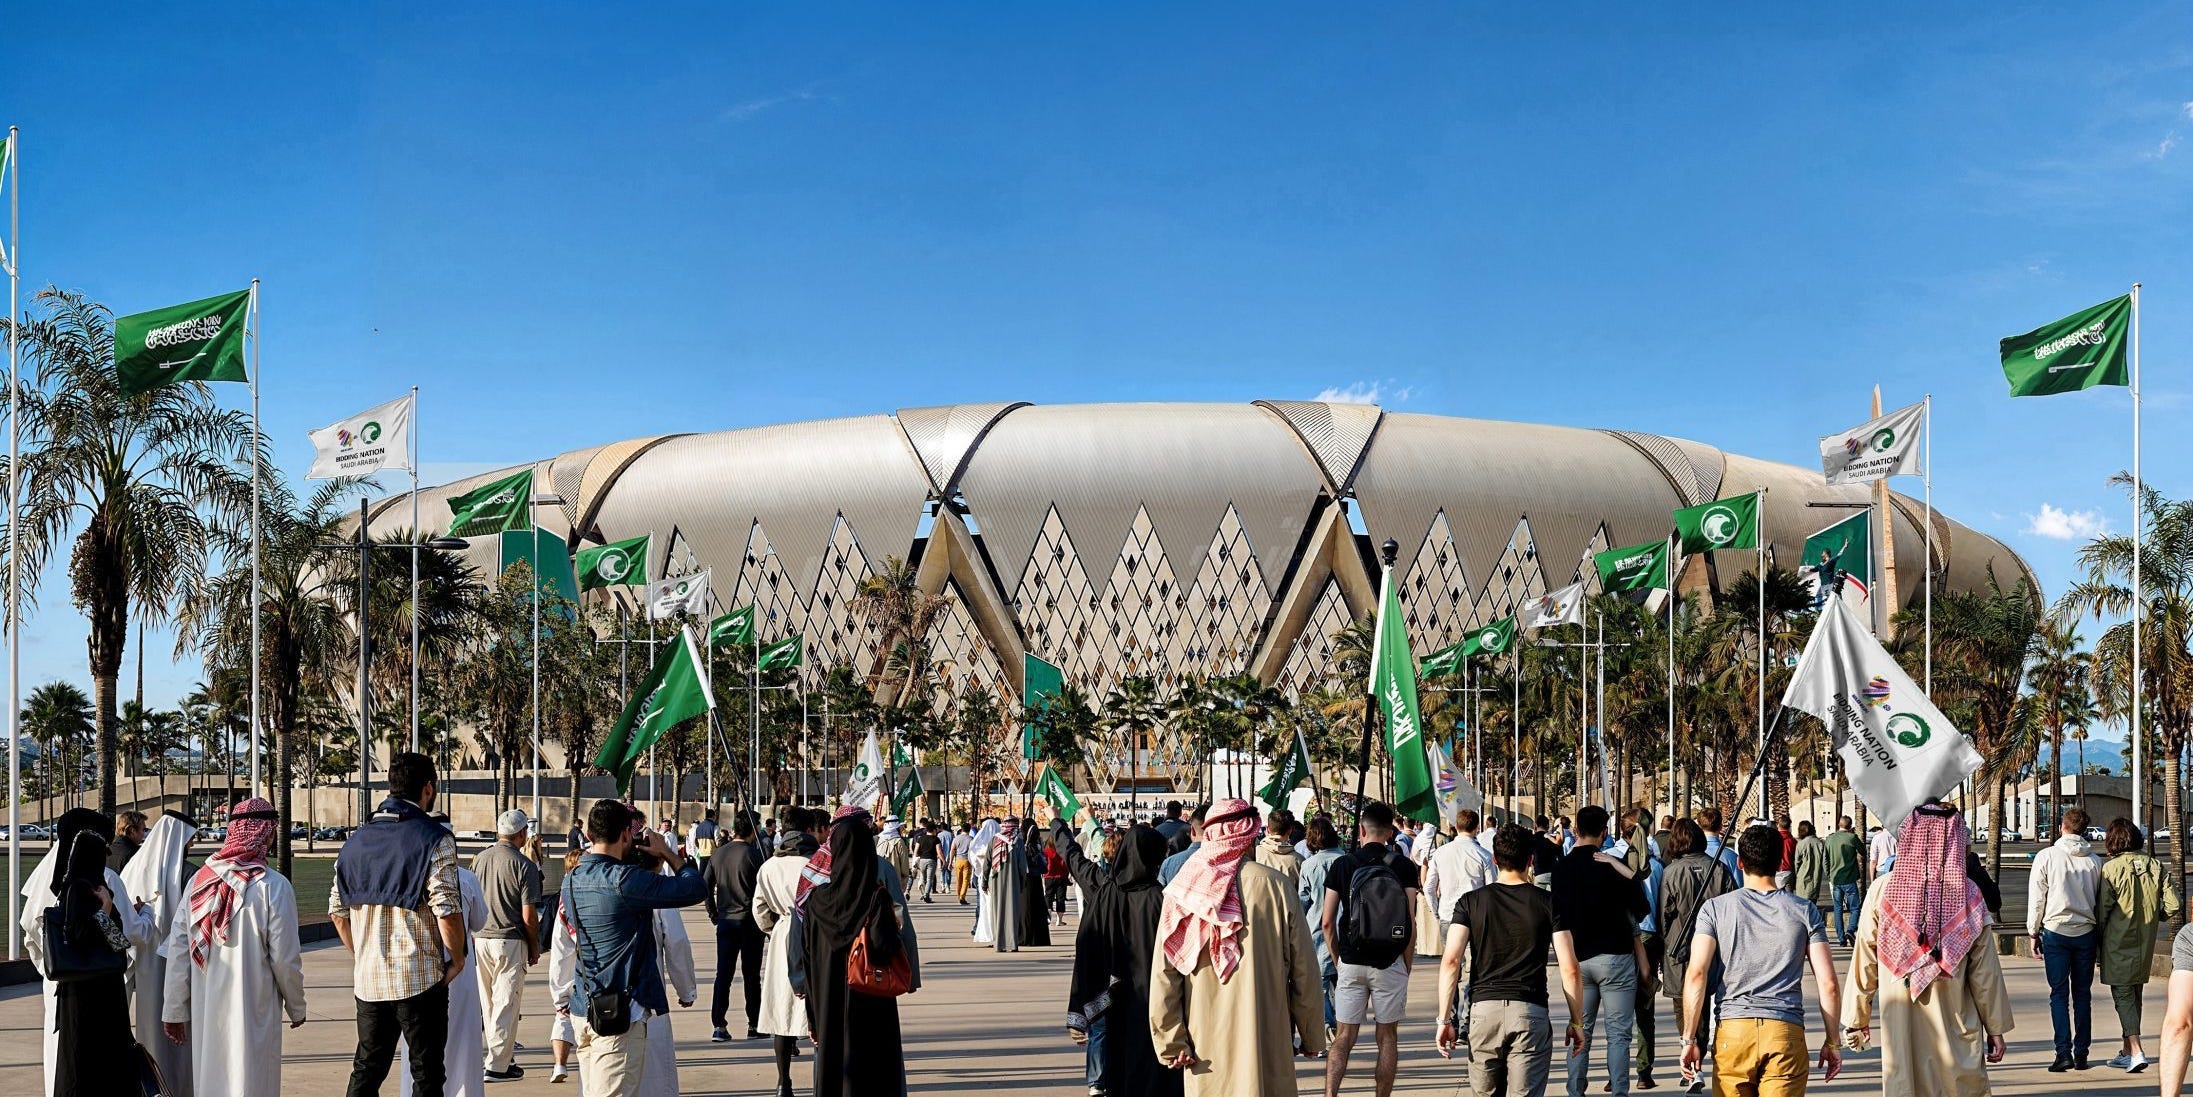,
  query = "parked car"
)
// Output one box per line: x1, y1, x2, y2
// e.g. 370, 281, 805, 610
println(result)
2085, 825, 2108, 842
312, 825, 352, 841
290, 824, 312, 840
1997, 828, 2022, 843
200, 826, 227, 843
